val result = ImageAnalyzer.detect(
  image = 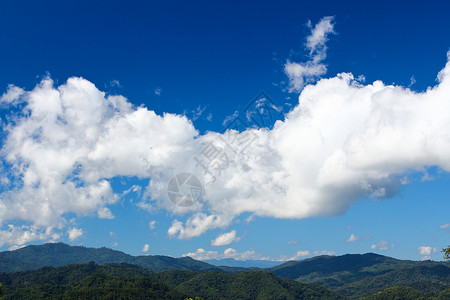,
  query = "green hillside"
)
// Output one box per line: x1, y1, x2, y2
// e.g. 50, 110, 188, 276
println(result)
0, 262, 342, 299
0, 243, 223, 273
269, 253, 450, 299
